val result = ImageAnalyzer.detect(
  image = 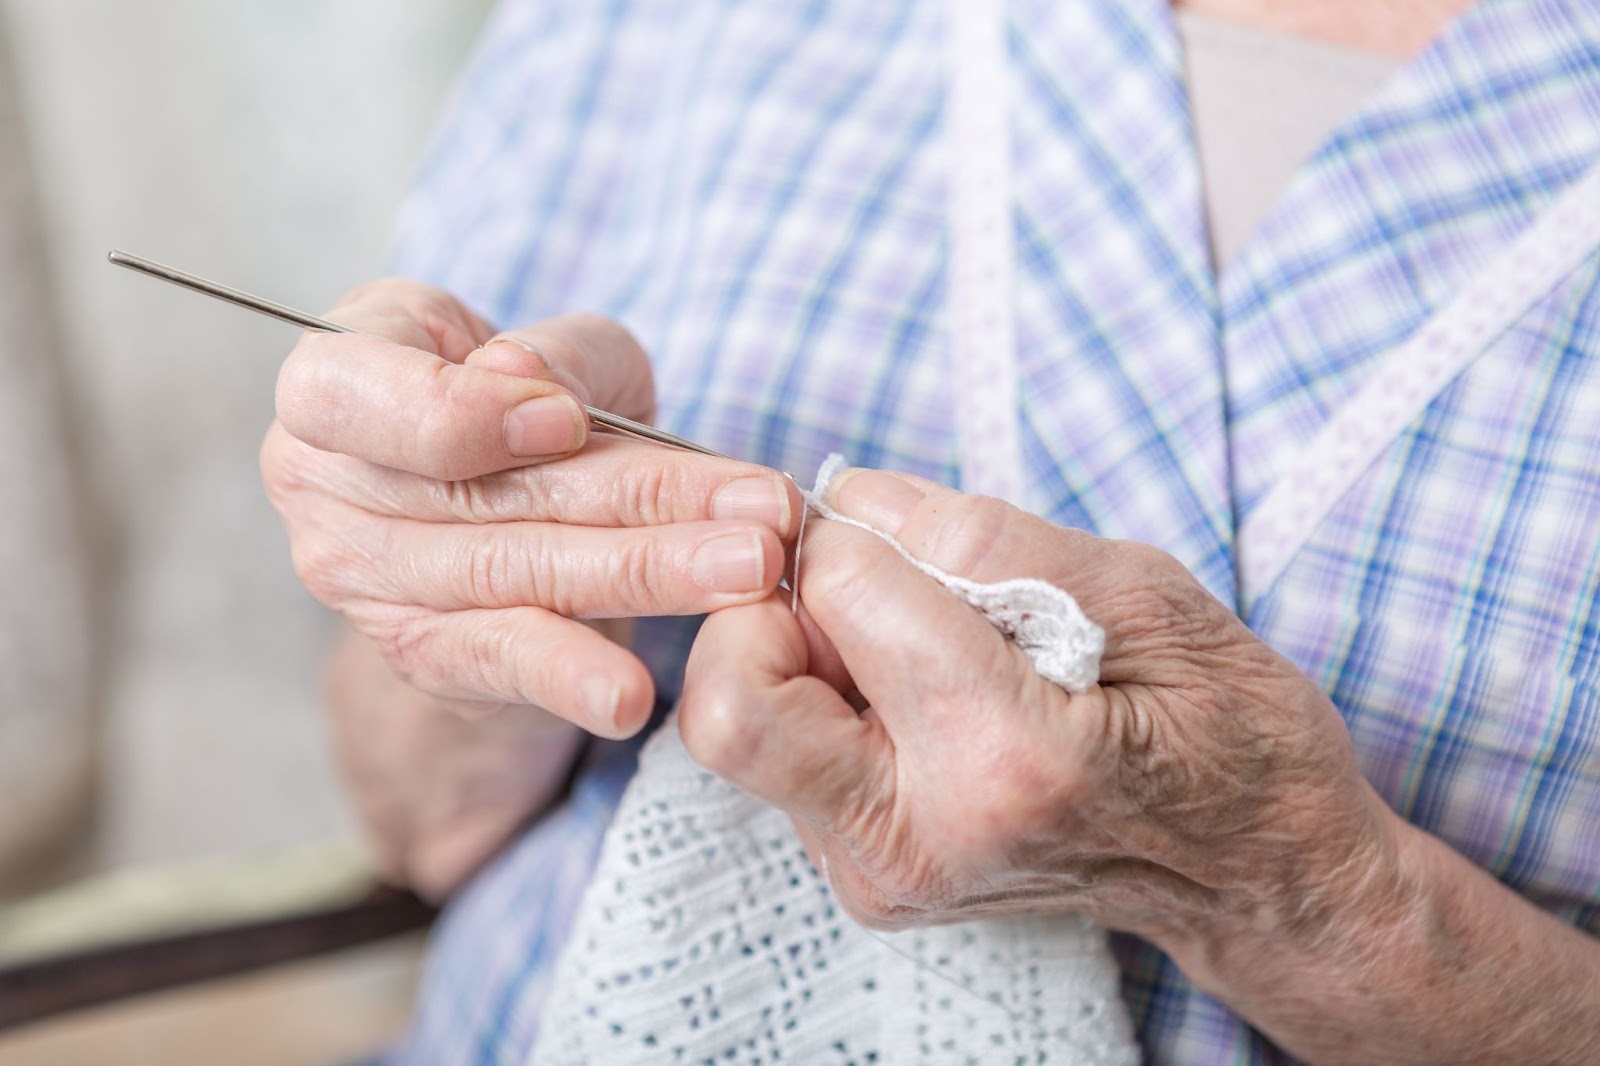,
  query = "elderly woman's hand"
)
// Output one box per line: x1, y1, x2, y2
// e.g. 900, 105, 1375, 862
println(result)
679, 468, 1600, 1063
263, 281, 798, 896
261, 281, 800, 737
681, 468, 1394, 940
